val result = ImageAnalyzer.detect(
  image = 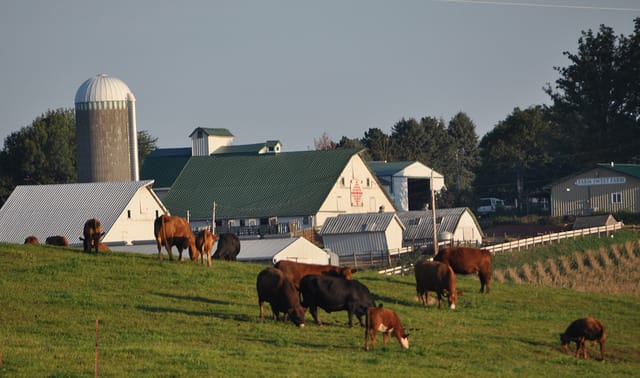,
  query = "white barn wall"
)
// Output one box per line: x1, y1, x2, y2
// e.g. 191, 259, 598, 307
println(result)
104, 187, 165, 244
316, 155, 395, 226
